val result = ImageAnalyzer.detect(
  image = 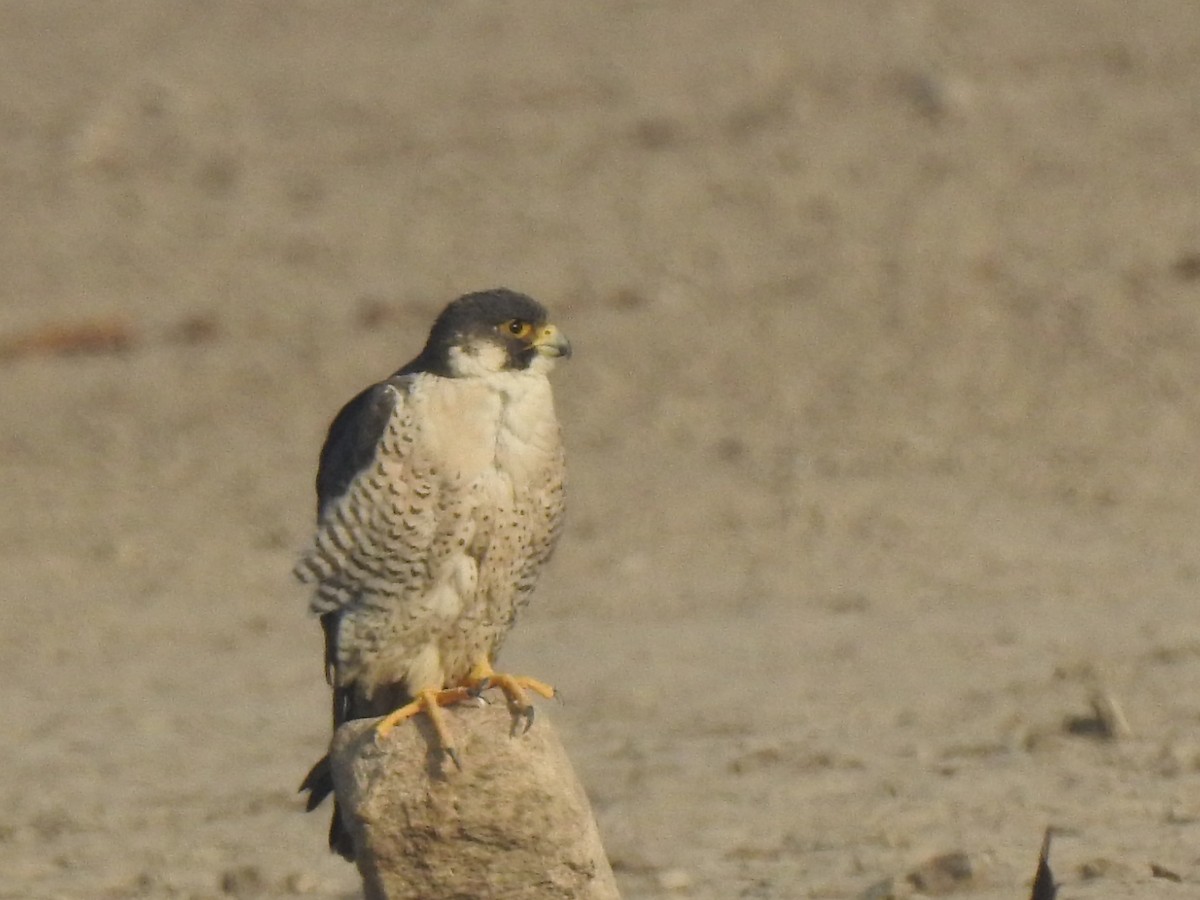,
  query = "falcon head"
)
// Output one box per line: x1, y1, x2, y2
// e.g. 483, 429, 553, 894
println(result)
415, 288, 571, 378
